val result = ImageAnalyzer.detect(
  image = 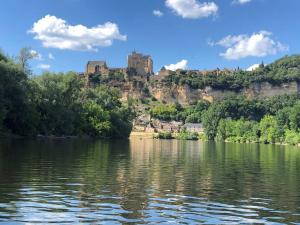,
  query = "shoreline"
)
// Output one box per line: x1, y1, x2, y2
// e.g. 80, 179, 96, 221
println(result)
130, 131, 300, 148
1, 131, 300, 148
